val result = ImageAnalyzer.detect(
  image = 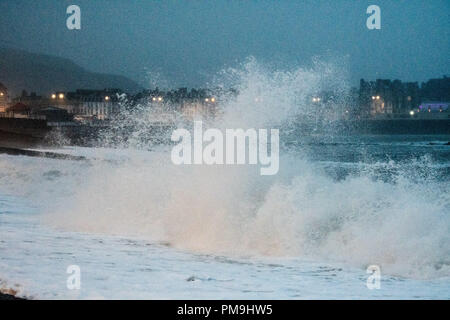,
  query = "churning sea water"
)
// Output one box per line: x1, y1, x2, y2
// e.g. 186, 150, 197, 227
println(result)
0, 134, 449, 299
